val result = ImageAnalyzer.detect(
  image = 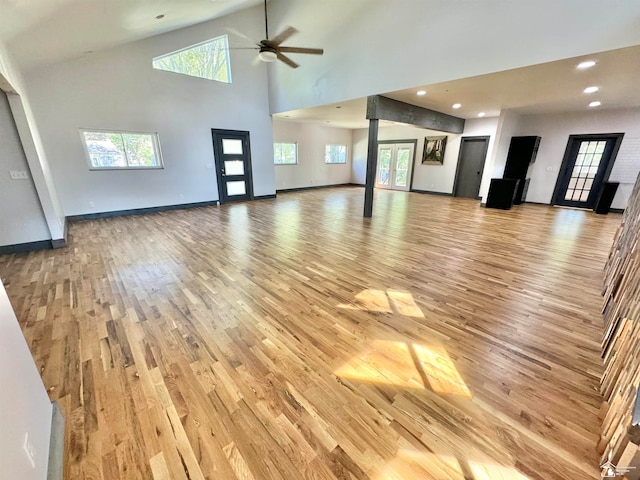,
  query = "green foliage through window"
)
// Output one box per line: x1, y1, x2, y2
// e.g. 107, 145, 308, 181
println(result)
82, 130, 162, 169
274, 143, 298, 164
152, 35, 232, 83
325, 144, 347, 164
